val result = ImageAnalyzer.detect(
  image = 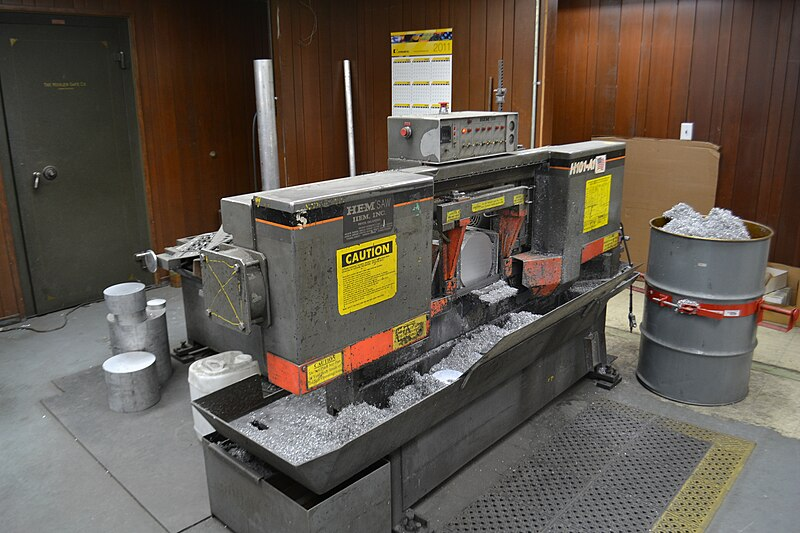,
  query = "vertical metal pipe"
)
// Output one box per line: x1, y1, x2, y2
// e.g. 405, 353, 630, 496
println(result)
344, 59, 357, 177
254, 59, 281, 191
531, 0, 541, 147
